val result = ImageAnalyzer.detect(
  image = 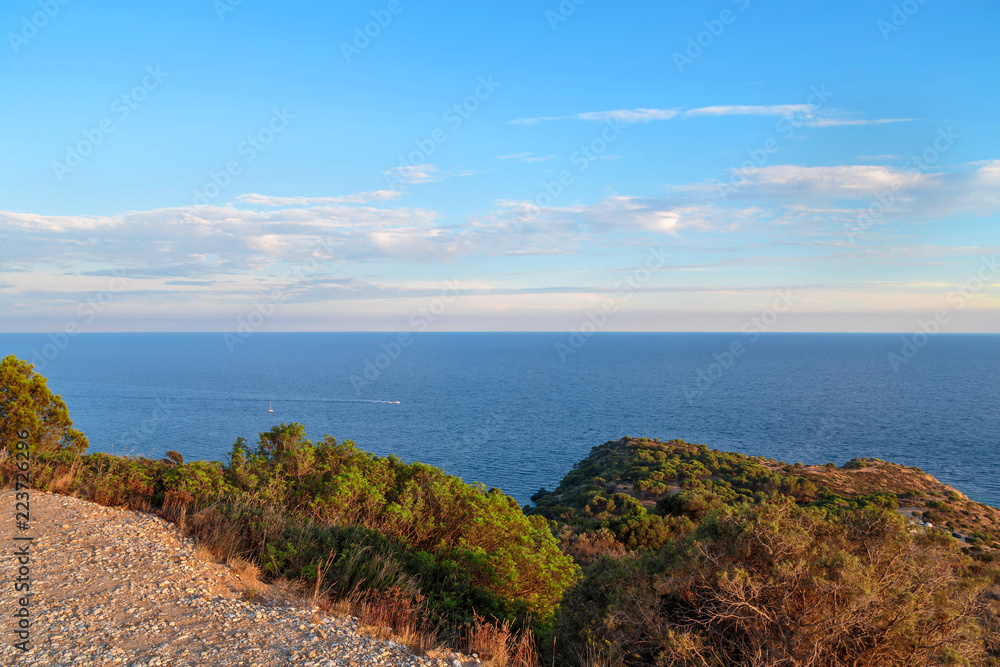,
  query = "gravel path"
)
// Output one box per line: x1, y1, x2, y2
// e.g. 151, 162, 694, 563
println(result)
0, 490, 469, 667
